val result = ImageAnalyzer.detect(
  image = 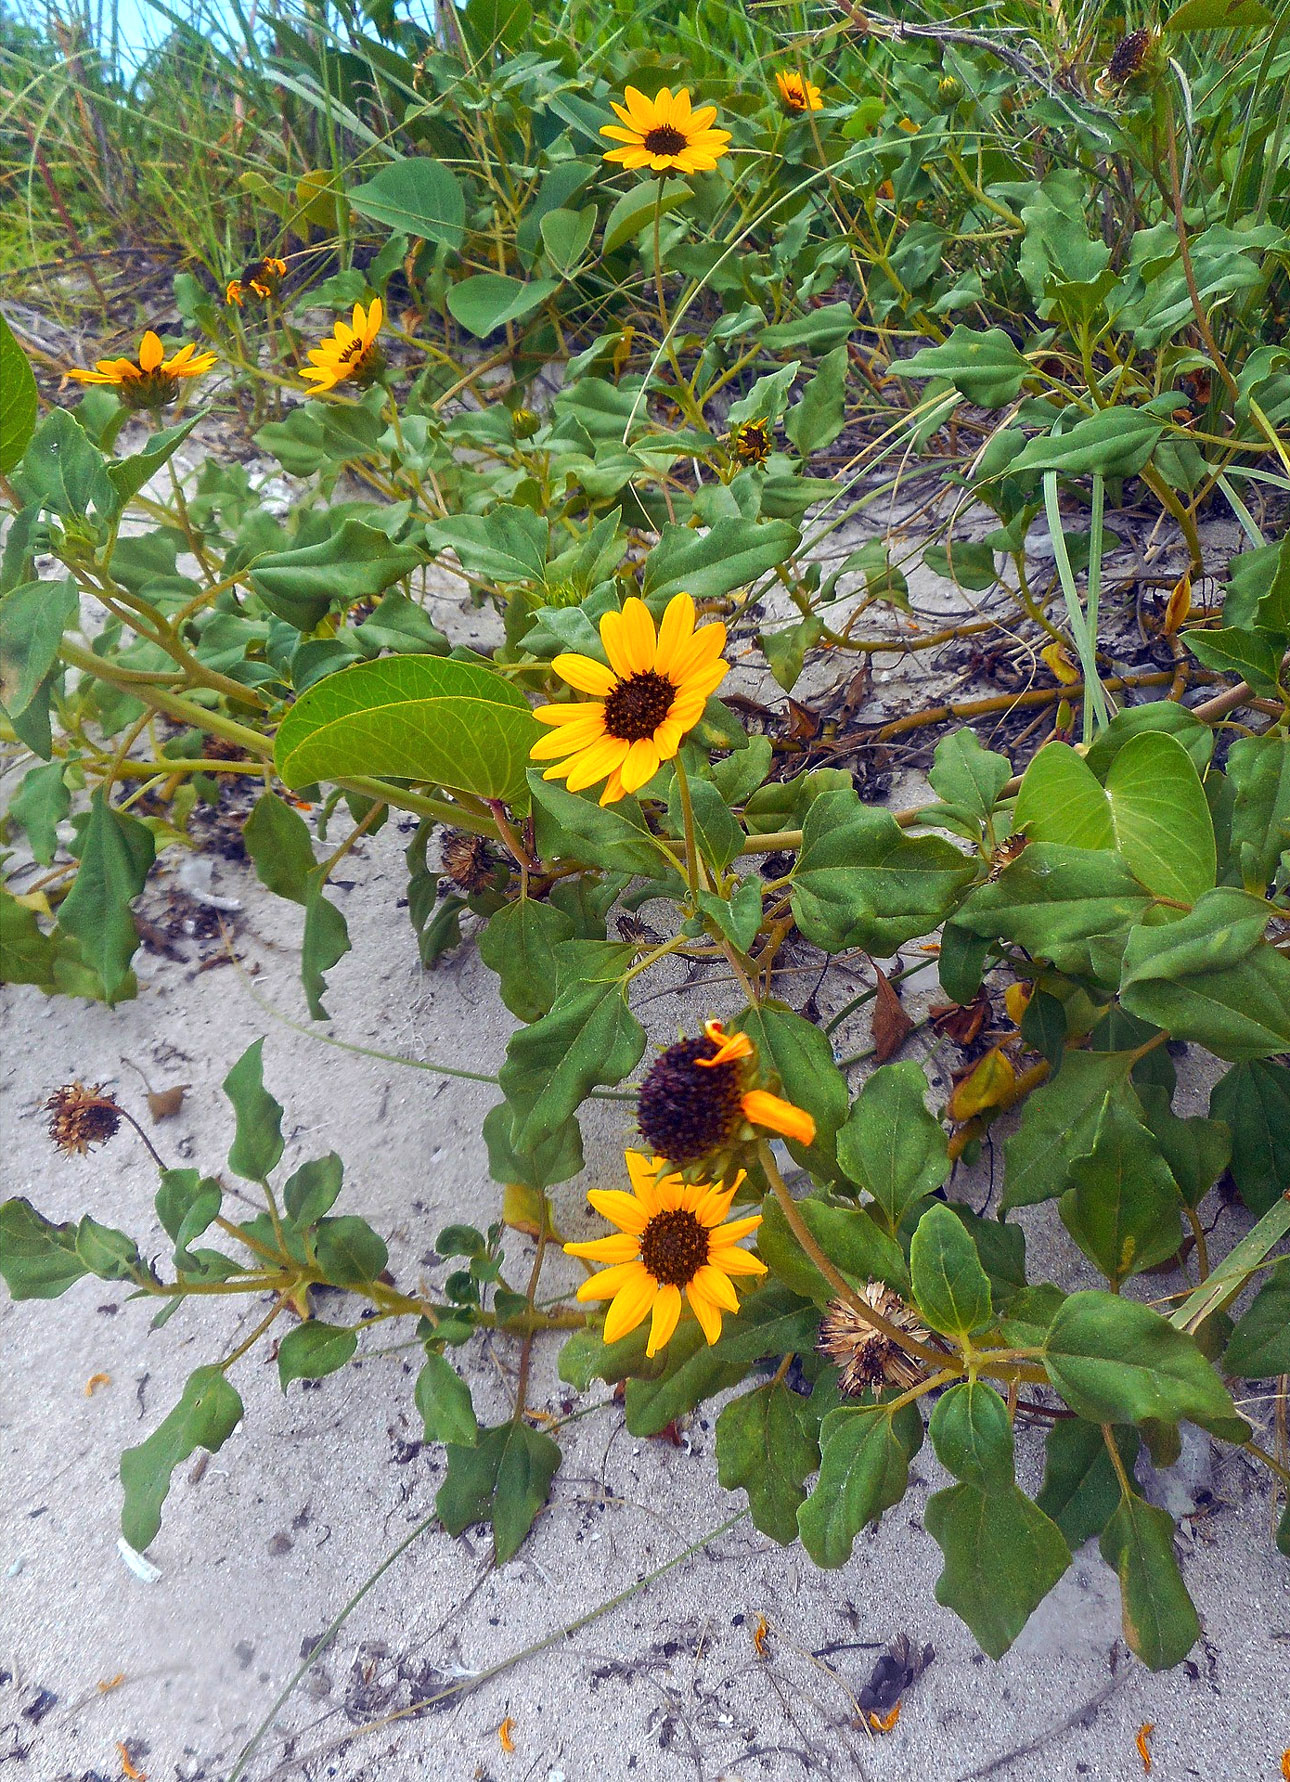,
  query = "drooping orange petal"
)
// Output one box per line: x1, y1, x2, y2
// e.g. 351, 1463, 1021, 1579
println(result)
741, 1089, 816, 1146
